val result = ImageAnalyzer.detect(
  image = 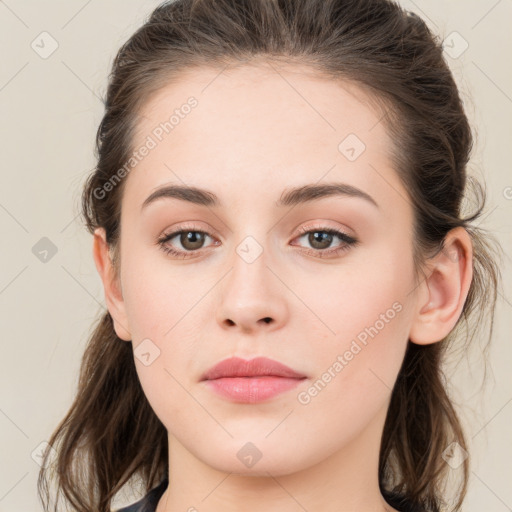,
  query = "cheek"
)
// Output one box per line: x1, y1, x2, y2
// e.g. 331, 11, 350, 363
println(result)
120, 248, 191, 340
294, 251, 412, 412
295, 247, 411, 347
120, 250, 206, 424
291, 300, 409, 457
